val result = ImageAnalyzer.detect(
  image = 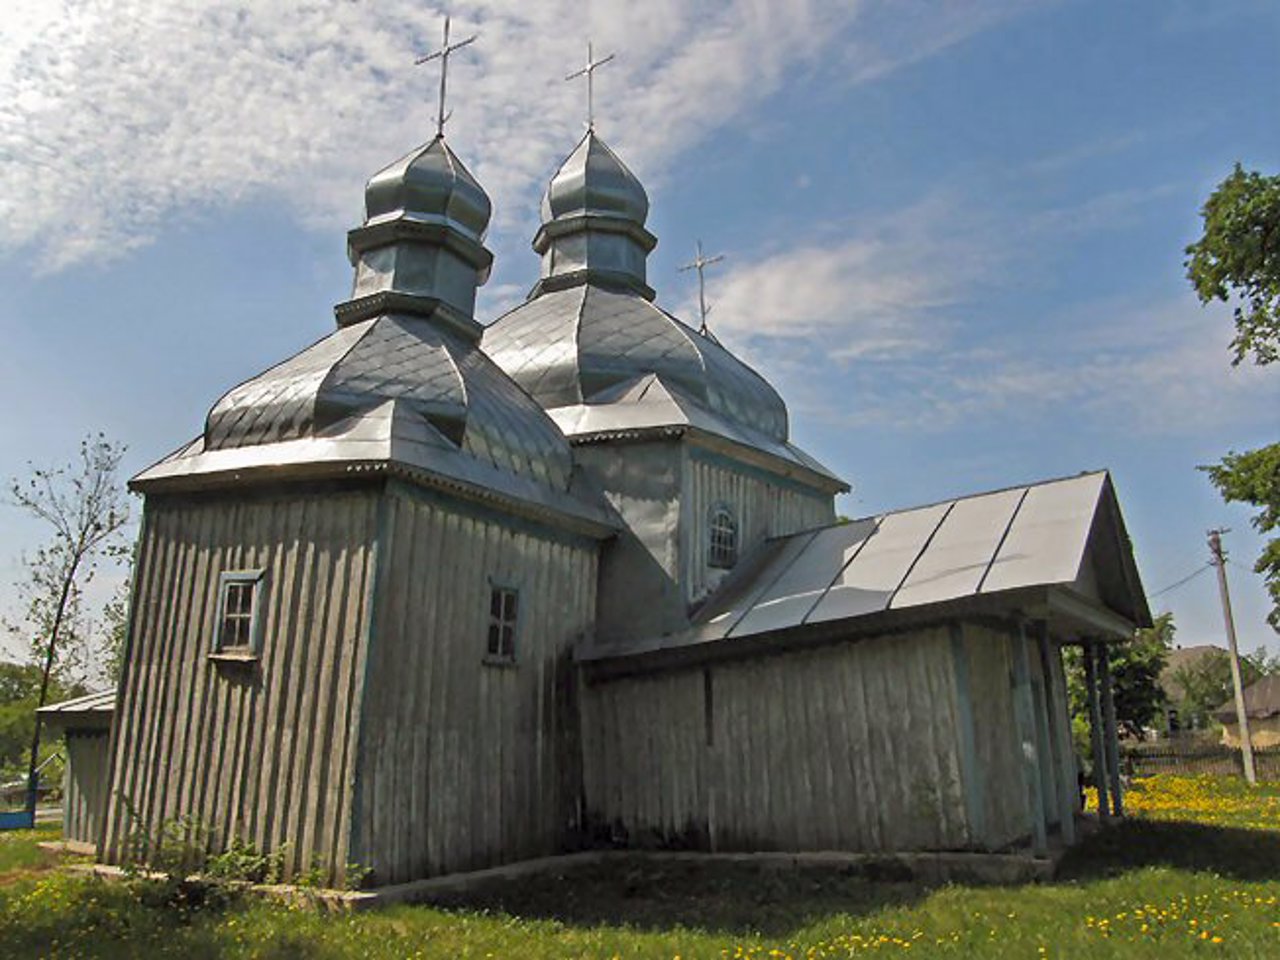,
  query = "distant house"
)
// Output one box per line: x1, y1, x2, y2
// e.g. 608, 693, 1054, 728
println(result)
1216, 676, 1280, 749
1160, 644, 1227, 733
36, 691, 114, 852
